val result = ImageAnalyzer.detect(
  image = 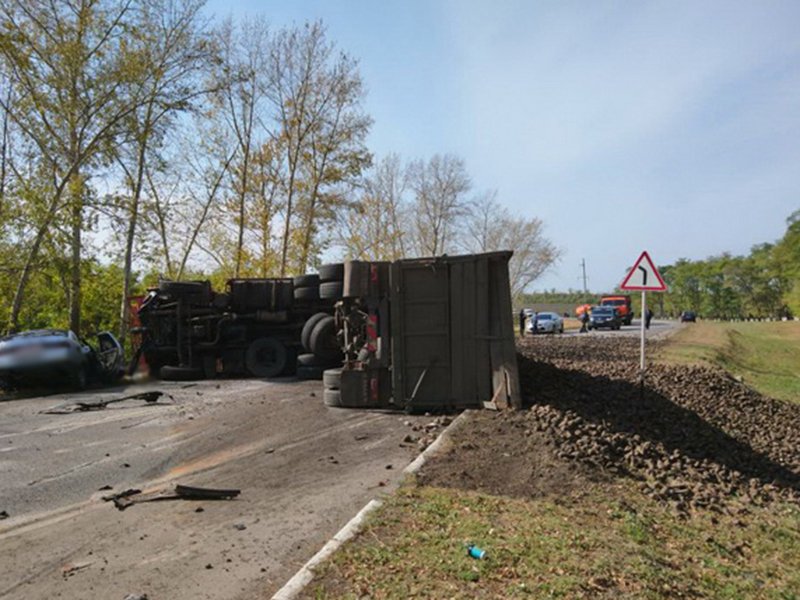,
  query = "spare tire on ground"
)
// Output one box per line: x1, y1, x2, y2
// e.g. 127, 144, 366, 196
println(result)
301, 313, 330, 352
323, 368, 342, 390
309, 316, 341, 361
323, 388, 342, 407
319, 281, 344, 300
244, 337, 288, 378
160, 365, 205, 381
318, 263, 344, 282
